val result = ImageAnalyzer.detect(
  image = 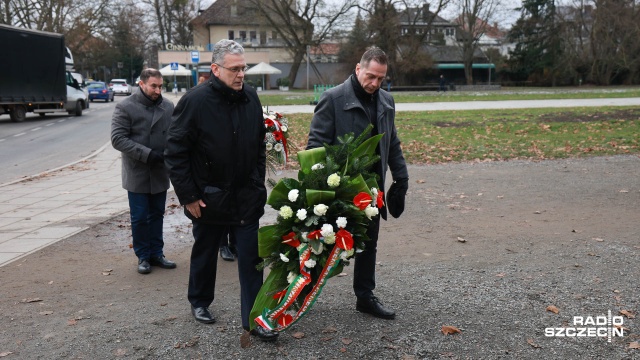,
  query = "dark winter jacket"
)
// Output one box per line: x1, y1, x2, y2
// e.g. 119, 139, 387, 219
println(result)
307, 75, 409, 220
165, 76, 267, 225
